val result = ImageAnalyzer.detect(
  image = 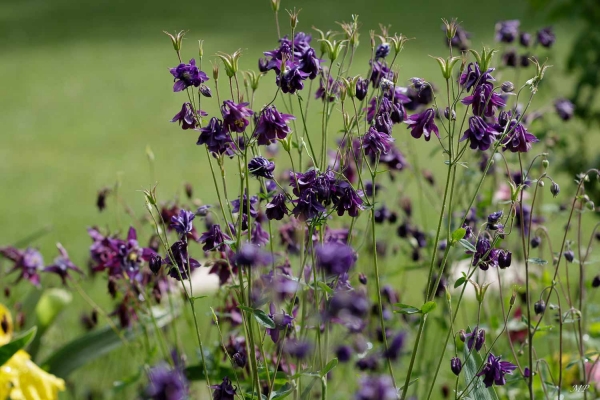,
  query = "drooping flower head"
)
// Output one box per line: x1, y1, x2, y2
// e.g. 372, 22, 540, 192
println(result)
170, 102, 207, 130
211, 377, 236, 400
170, 209, 195, 238
266, 193, 289, 221
1, 247, 44, 286
315, 75, 340, 102
537, 27, 556, 48
369, 60, 393, 88
477, 353, 517, 387
221, 100, 253, 133
43, 243, 83, 285
460, 116, 500, 151
199, 224, 231, 252
332, 181, 364, 217
362, 126, 394, 157
254, 105, 295, 145
405, 108, 439, 141
248, 156, 275, 179
169, 58, 209, 92
495, 20, 520, 43
164, 240, 200, 280
355, 375, 397, 400
231, 194, 259, 218
197, 117, 236, 157
461, 83, 506, 117
501, 118, 539, 153
375, 43, 391, 59
459, 63, 495, 92
554, 98, 574, 121
276, 61, 310, 93
315, 242, 355, 276
145, 360, 188, 400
